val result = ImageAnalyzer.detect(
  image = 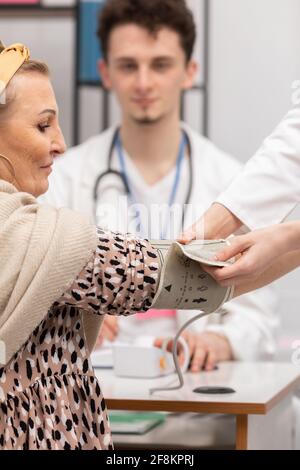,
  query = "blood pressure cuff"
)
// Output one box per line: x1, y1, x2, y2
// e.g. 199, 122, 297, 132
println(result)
151, 240, 234, 314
